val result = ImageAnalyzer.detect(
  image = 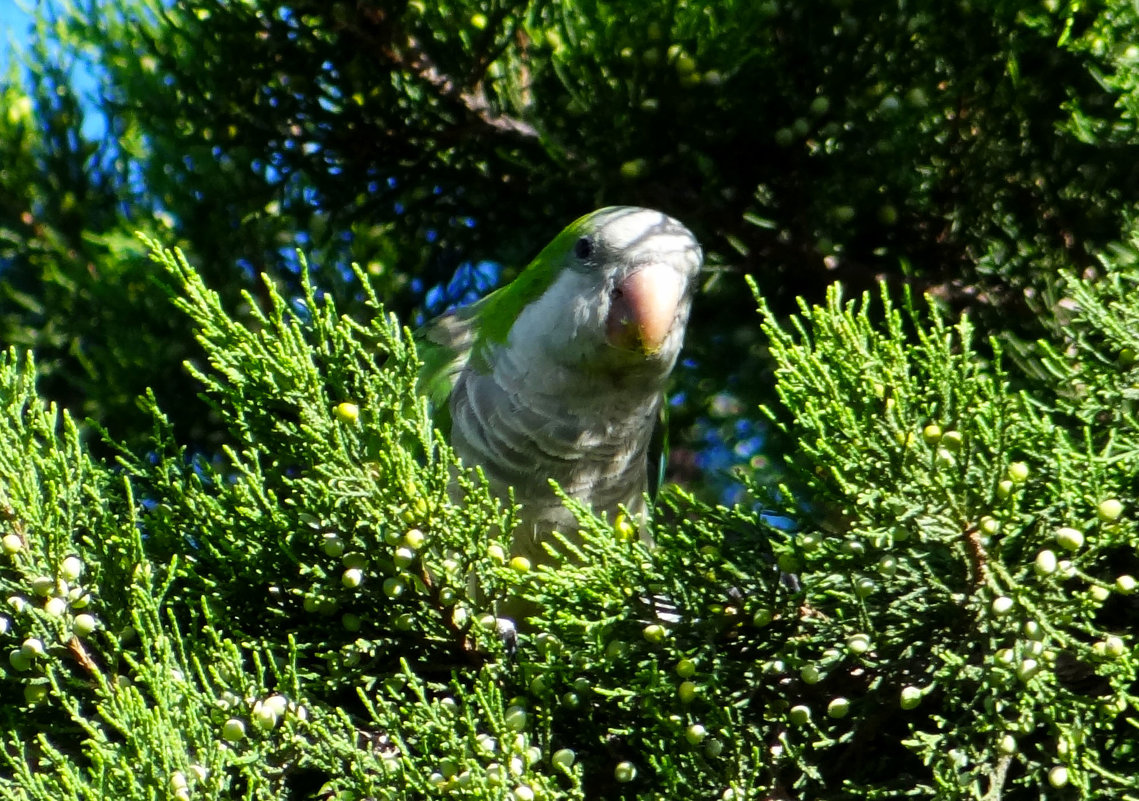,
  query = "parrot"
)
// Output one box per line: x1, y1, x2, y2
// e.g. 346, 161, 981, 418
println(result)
416, 206, 703, 564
